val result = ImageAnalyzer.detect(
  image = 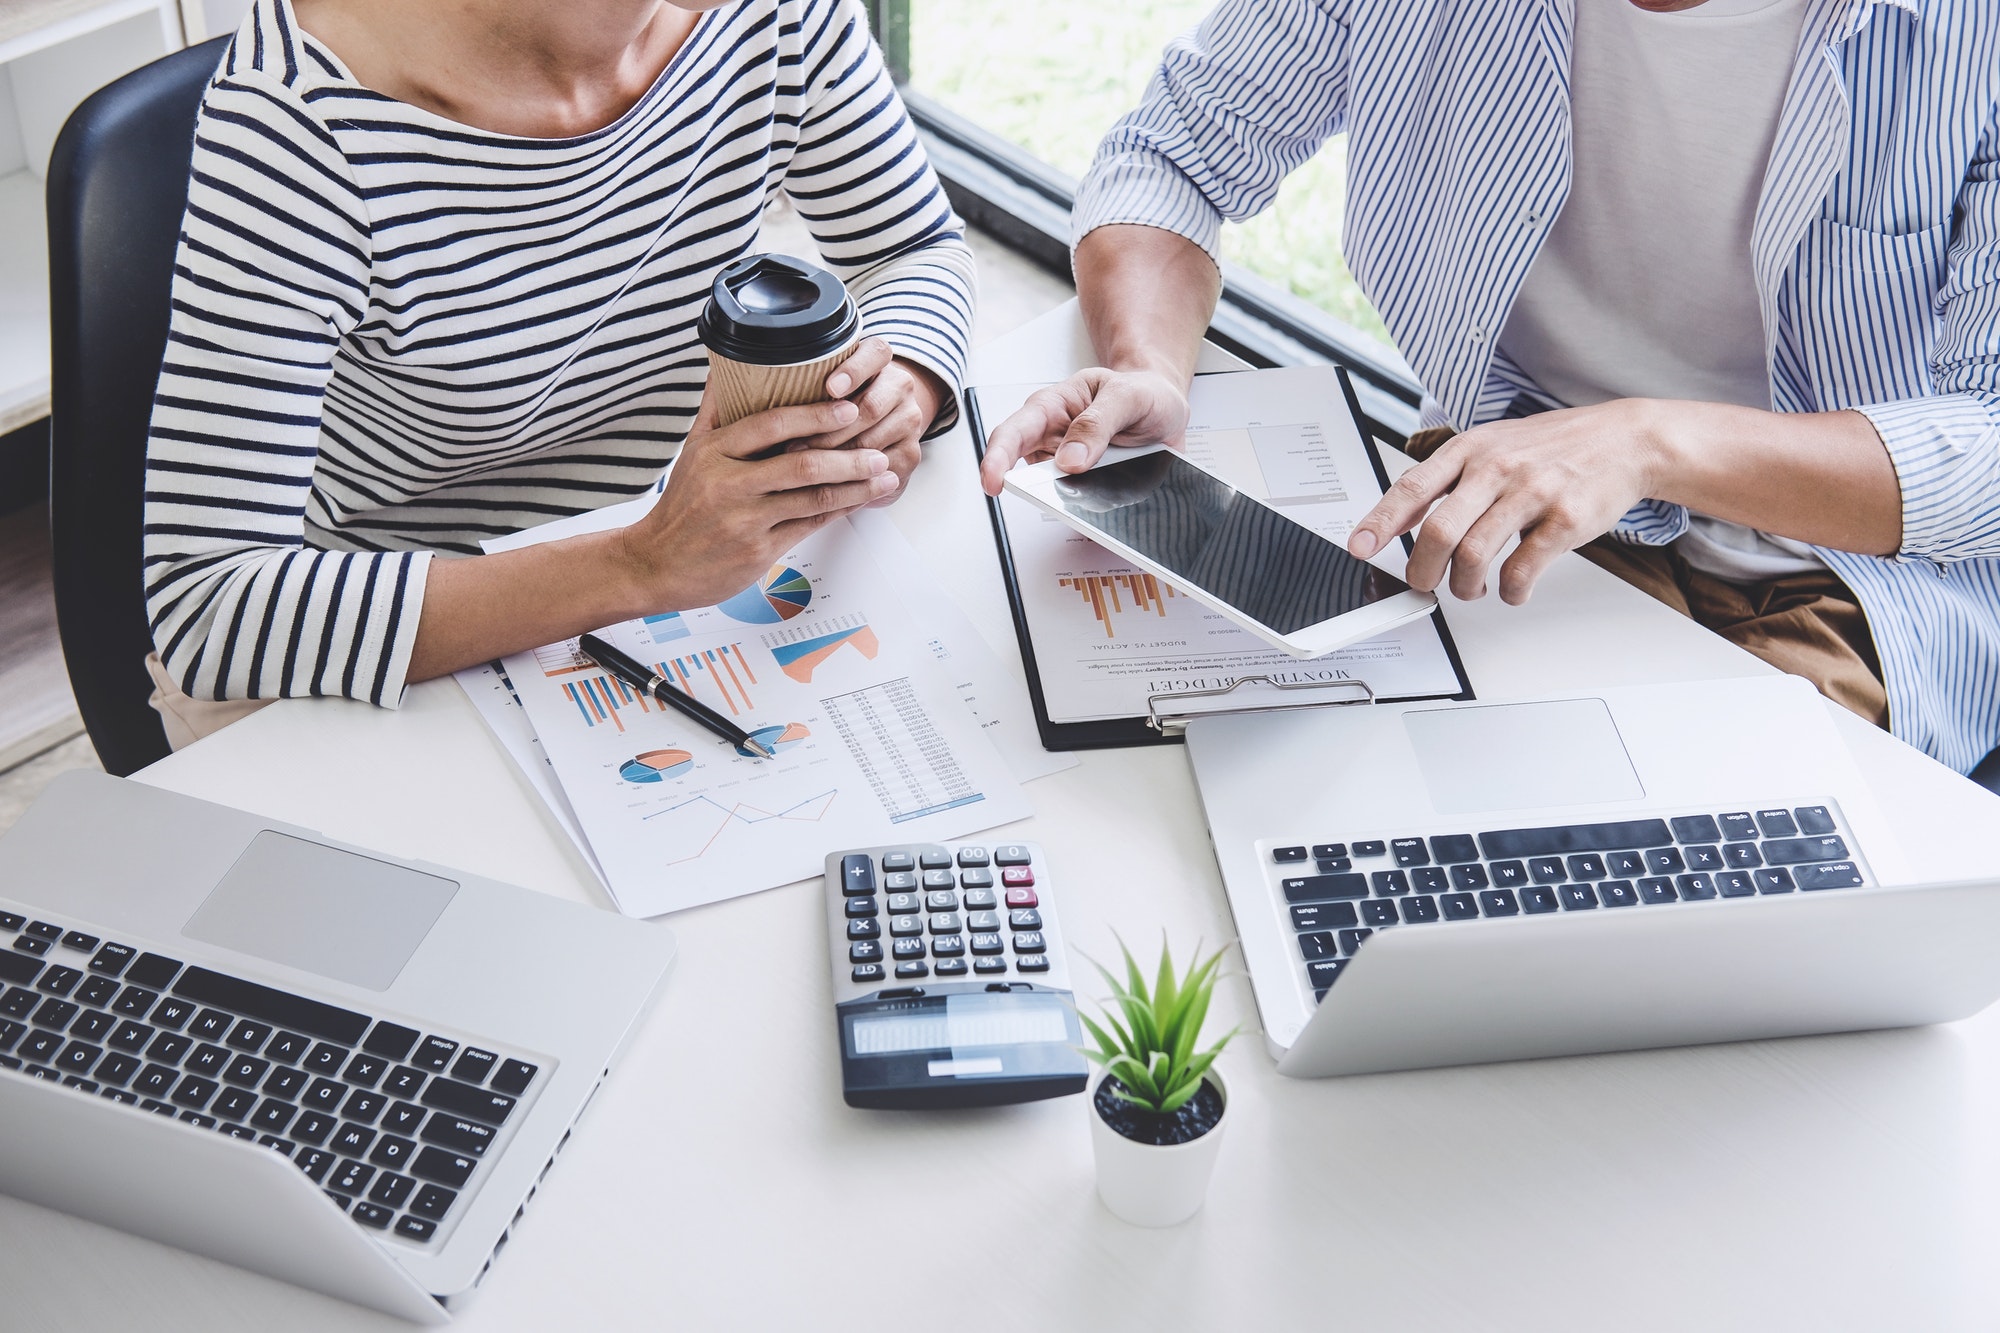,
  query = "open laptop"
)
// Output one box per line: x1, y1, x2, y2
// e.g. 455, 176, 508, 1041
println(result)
1185, 674, 2000, 1075
0, 771, 676, 1322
